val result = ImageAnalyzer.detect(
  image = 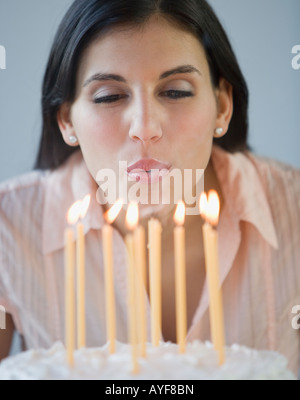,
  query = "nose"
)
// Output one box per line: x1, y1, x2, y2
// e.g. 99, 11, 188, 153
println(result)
128, 96, 163, 144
